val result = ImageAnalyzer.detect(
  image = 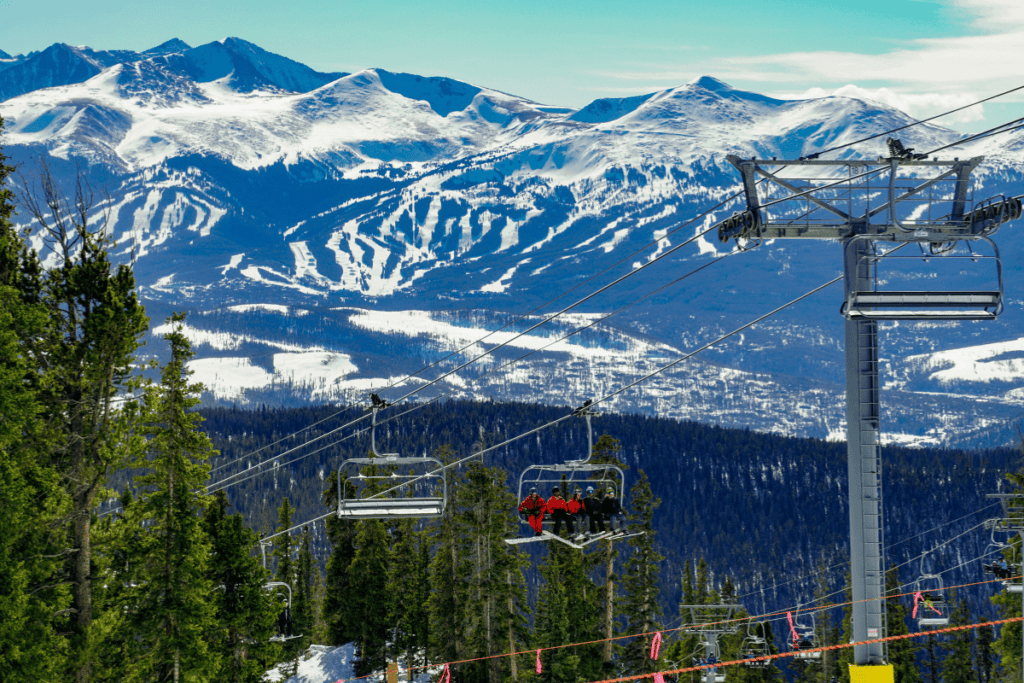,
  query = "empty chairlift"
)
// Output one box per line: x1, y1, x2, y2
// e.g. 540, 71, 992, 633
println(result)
336, 395, 447, 520
842, 234, 1005, 321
